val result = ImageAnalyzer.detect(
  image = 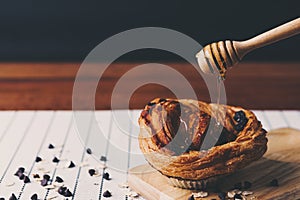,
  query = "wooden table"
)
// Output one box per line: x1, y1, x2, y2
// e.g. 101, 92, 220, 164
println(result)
0, 62, 299, 199
0, 62, 299, 110
0, 110, 299, 200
